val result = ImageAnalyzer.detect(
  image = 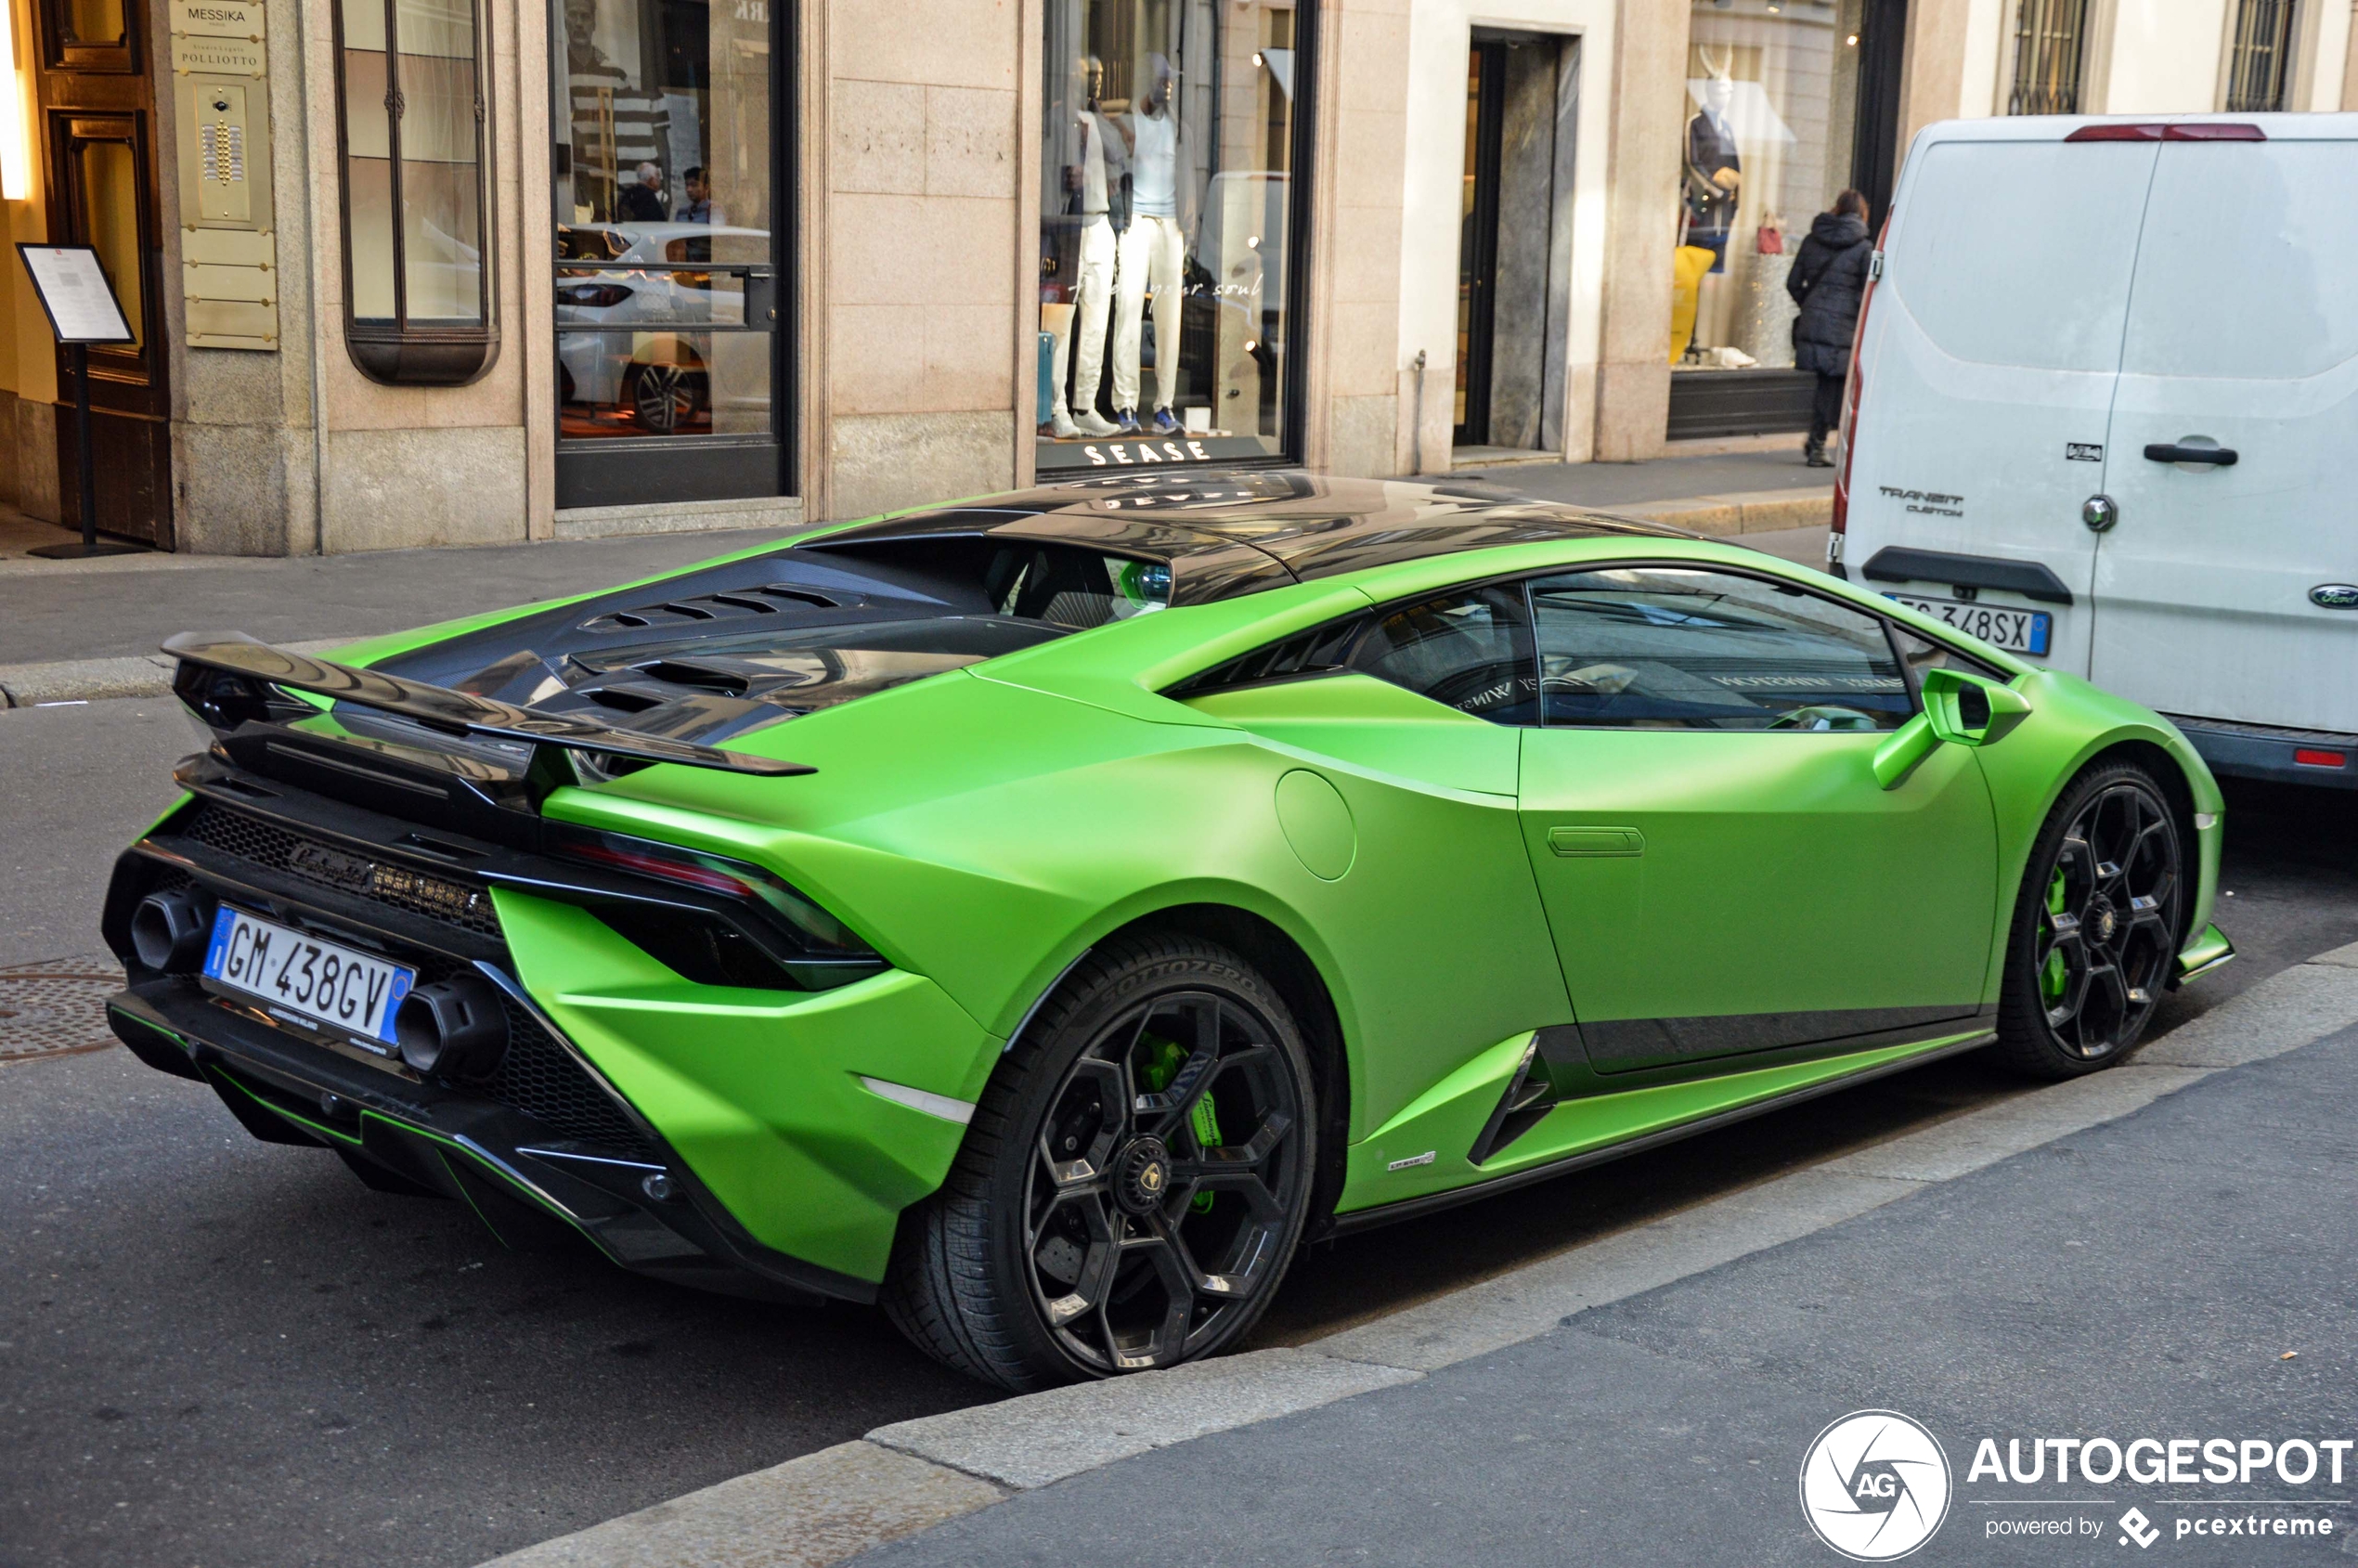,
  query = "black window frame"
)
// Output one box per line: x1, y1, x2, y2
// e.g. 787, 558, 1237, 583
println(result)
546, 0, 794, 509
1165, 559, 2011, 727
330, 0, 499, 385
1030, 0, 1322, 477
